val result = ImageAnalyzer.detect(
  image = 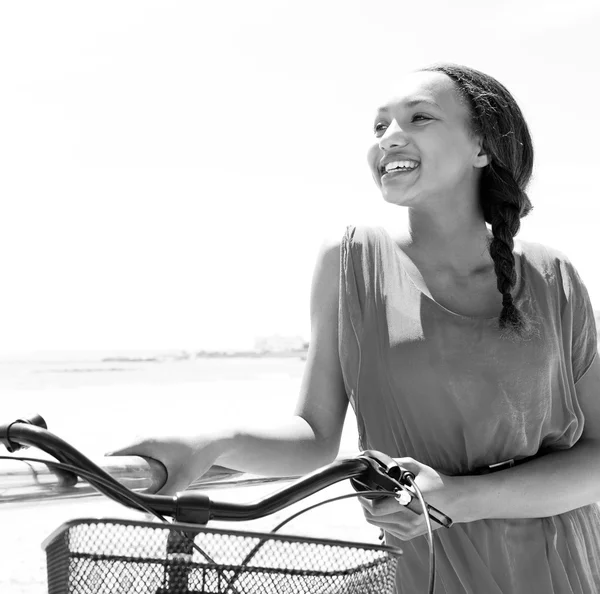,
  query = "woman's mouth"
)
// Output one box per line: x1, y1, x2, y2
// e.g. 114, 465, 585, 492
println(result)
381, 164, 420, 181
